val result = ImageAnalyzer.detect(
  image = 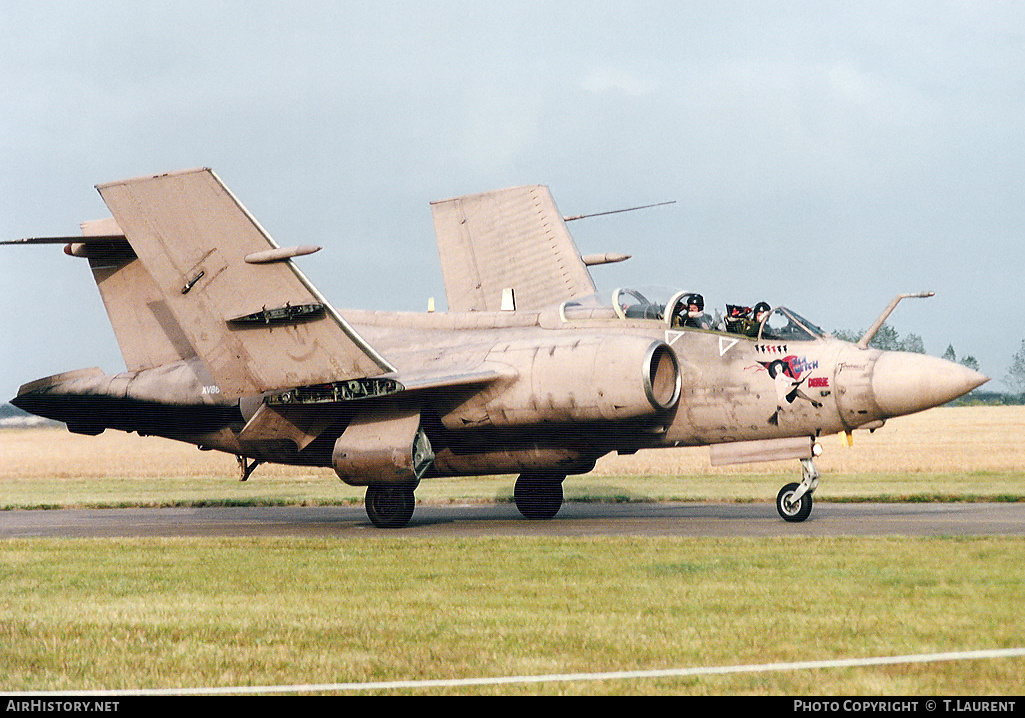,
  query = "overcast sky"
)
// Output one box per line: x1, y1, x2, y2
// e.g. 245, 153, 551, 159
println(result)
2, 1, 1023, 401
